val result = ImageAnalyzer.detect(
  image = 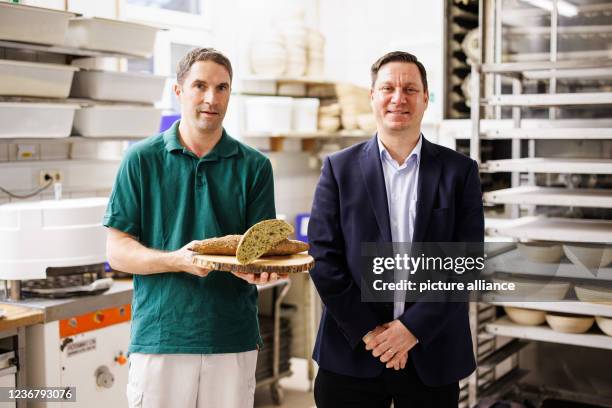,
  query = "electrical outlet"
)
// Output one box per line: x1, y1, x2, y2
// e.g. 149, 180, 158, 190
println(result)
17, 144, 37, 160
39, 170, 63, 186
